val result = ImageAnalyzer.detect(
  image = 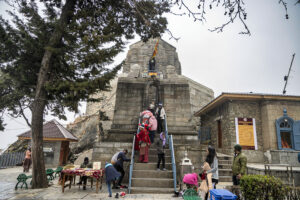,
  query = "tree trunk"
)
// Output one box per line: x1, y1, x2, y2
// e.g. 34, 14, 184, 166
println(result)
30, 0, 76, 188
31, 90, 48, 188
